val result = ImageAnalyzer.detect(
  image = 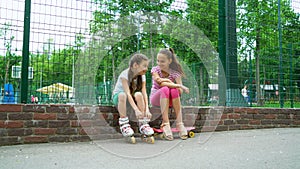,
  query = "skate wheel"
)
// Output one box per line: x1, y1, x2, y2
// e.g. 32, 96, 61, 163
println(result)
149, 136, 155, 144
141, 135, 155, 144
188, 131, 195, 138
130, 136, 136, 144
